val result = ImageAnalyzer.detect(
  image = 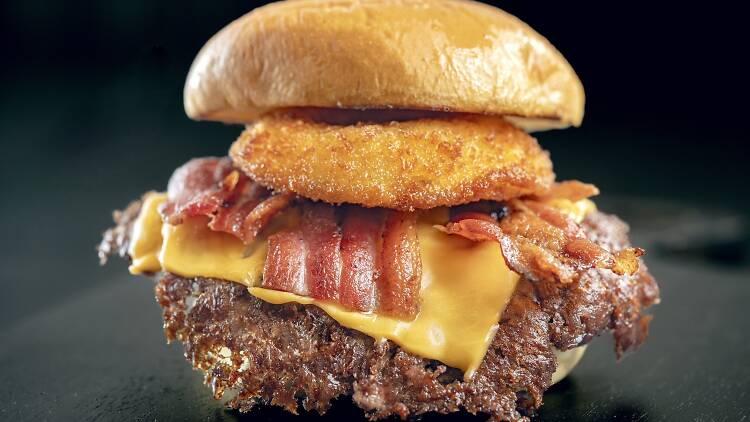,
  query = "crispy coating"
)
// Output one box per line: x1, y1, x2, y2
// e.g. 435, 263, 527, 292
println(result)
229, 114, 555, 210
